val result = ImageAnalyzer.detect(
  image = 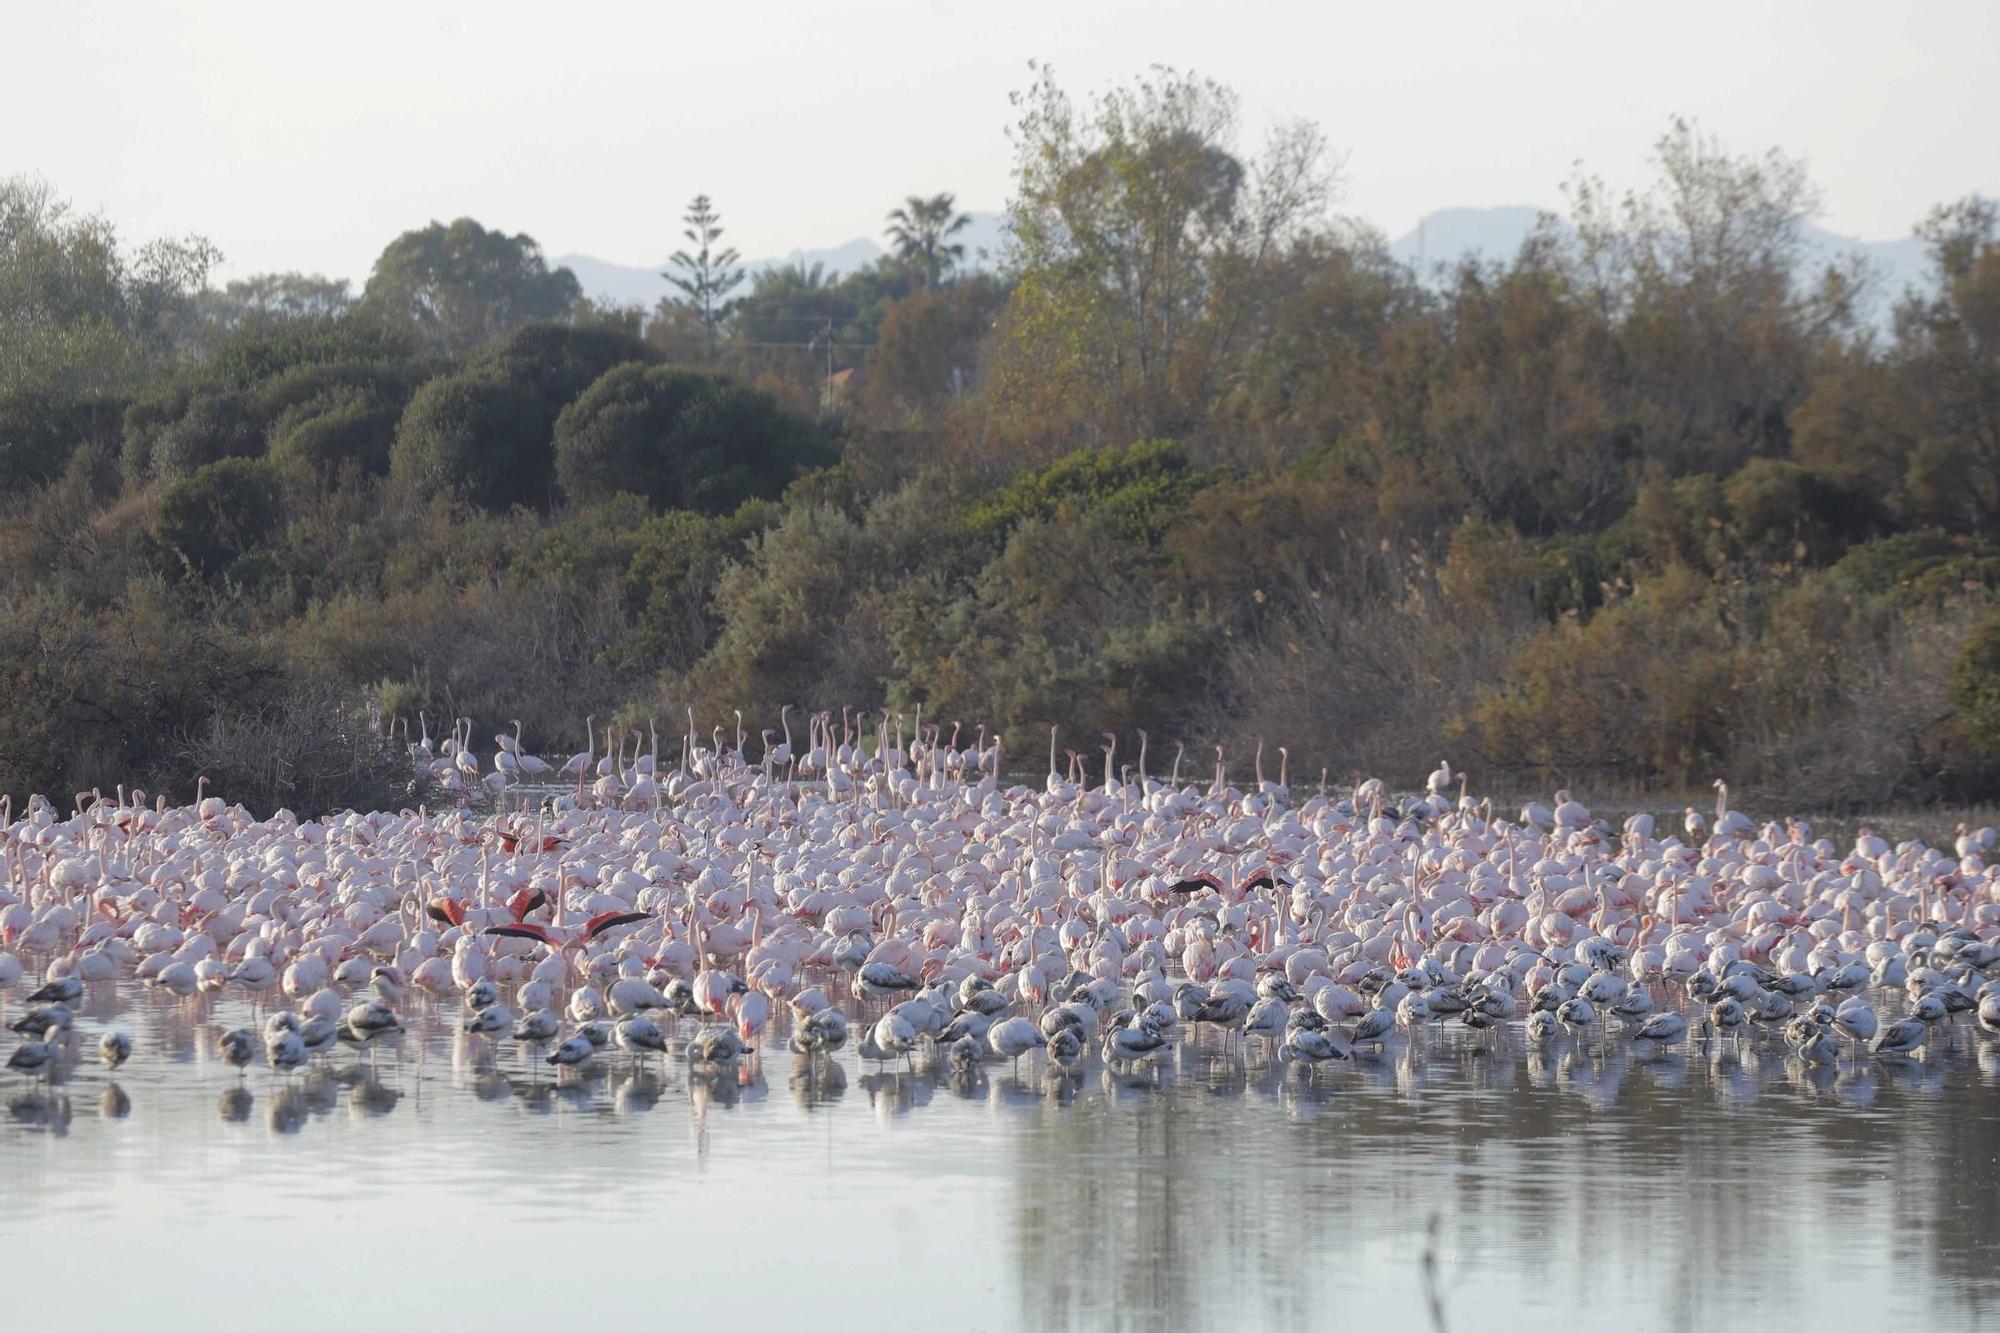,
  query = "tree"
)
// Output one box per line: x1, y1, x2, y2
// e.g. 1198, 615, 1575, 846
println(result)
663, 195, 744, 361
1, 175, 220, 397
118, 315, 422, 485
1793, 196, 2000, 532
995, 65, 1334, 444
200, 273, 354, 331
1563, 118, 1844, 475
1398, 246, 1632, 535
863, 278, 1004, 419
731, 261, 868, 395
388, 322, 655, 510
361, 218, 581, 355
0, 177, 127, 398
1891, 198, 2000, 529
644, 299, 710, 364
553, 362, 832, 512
125, 233, 225, 368
884, 193, 972, 288
1214, 231, 1420, 461
733, 261, 844, 346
